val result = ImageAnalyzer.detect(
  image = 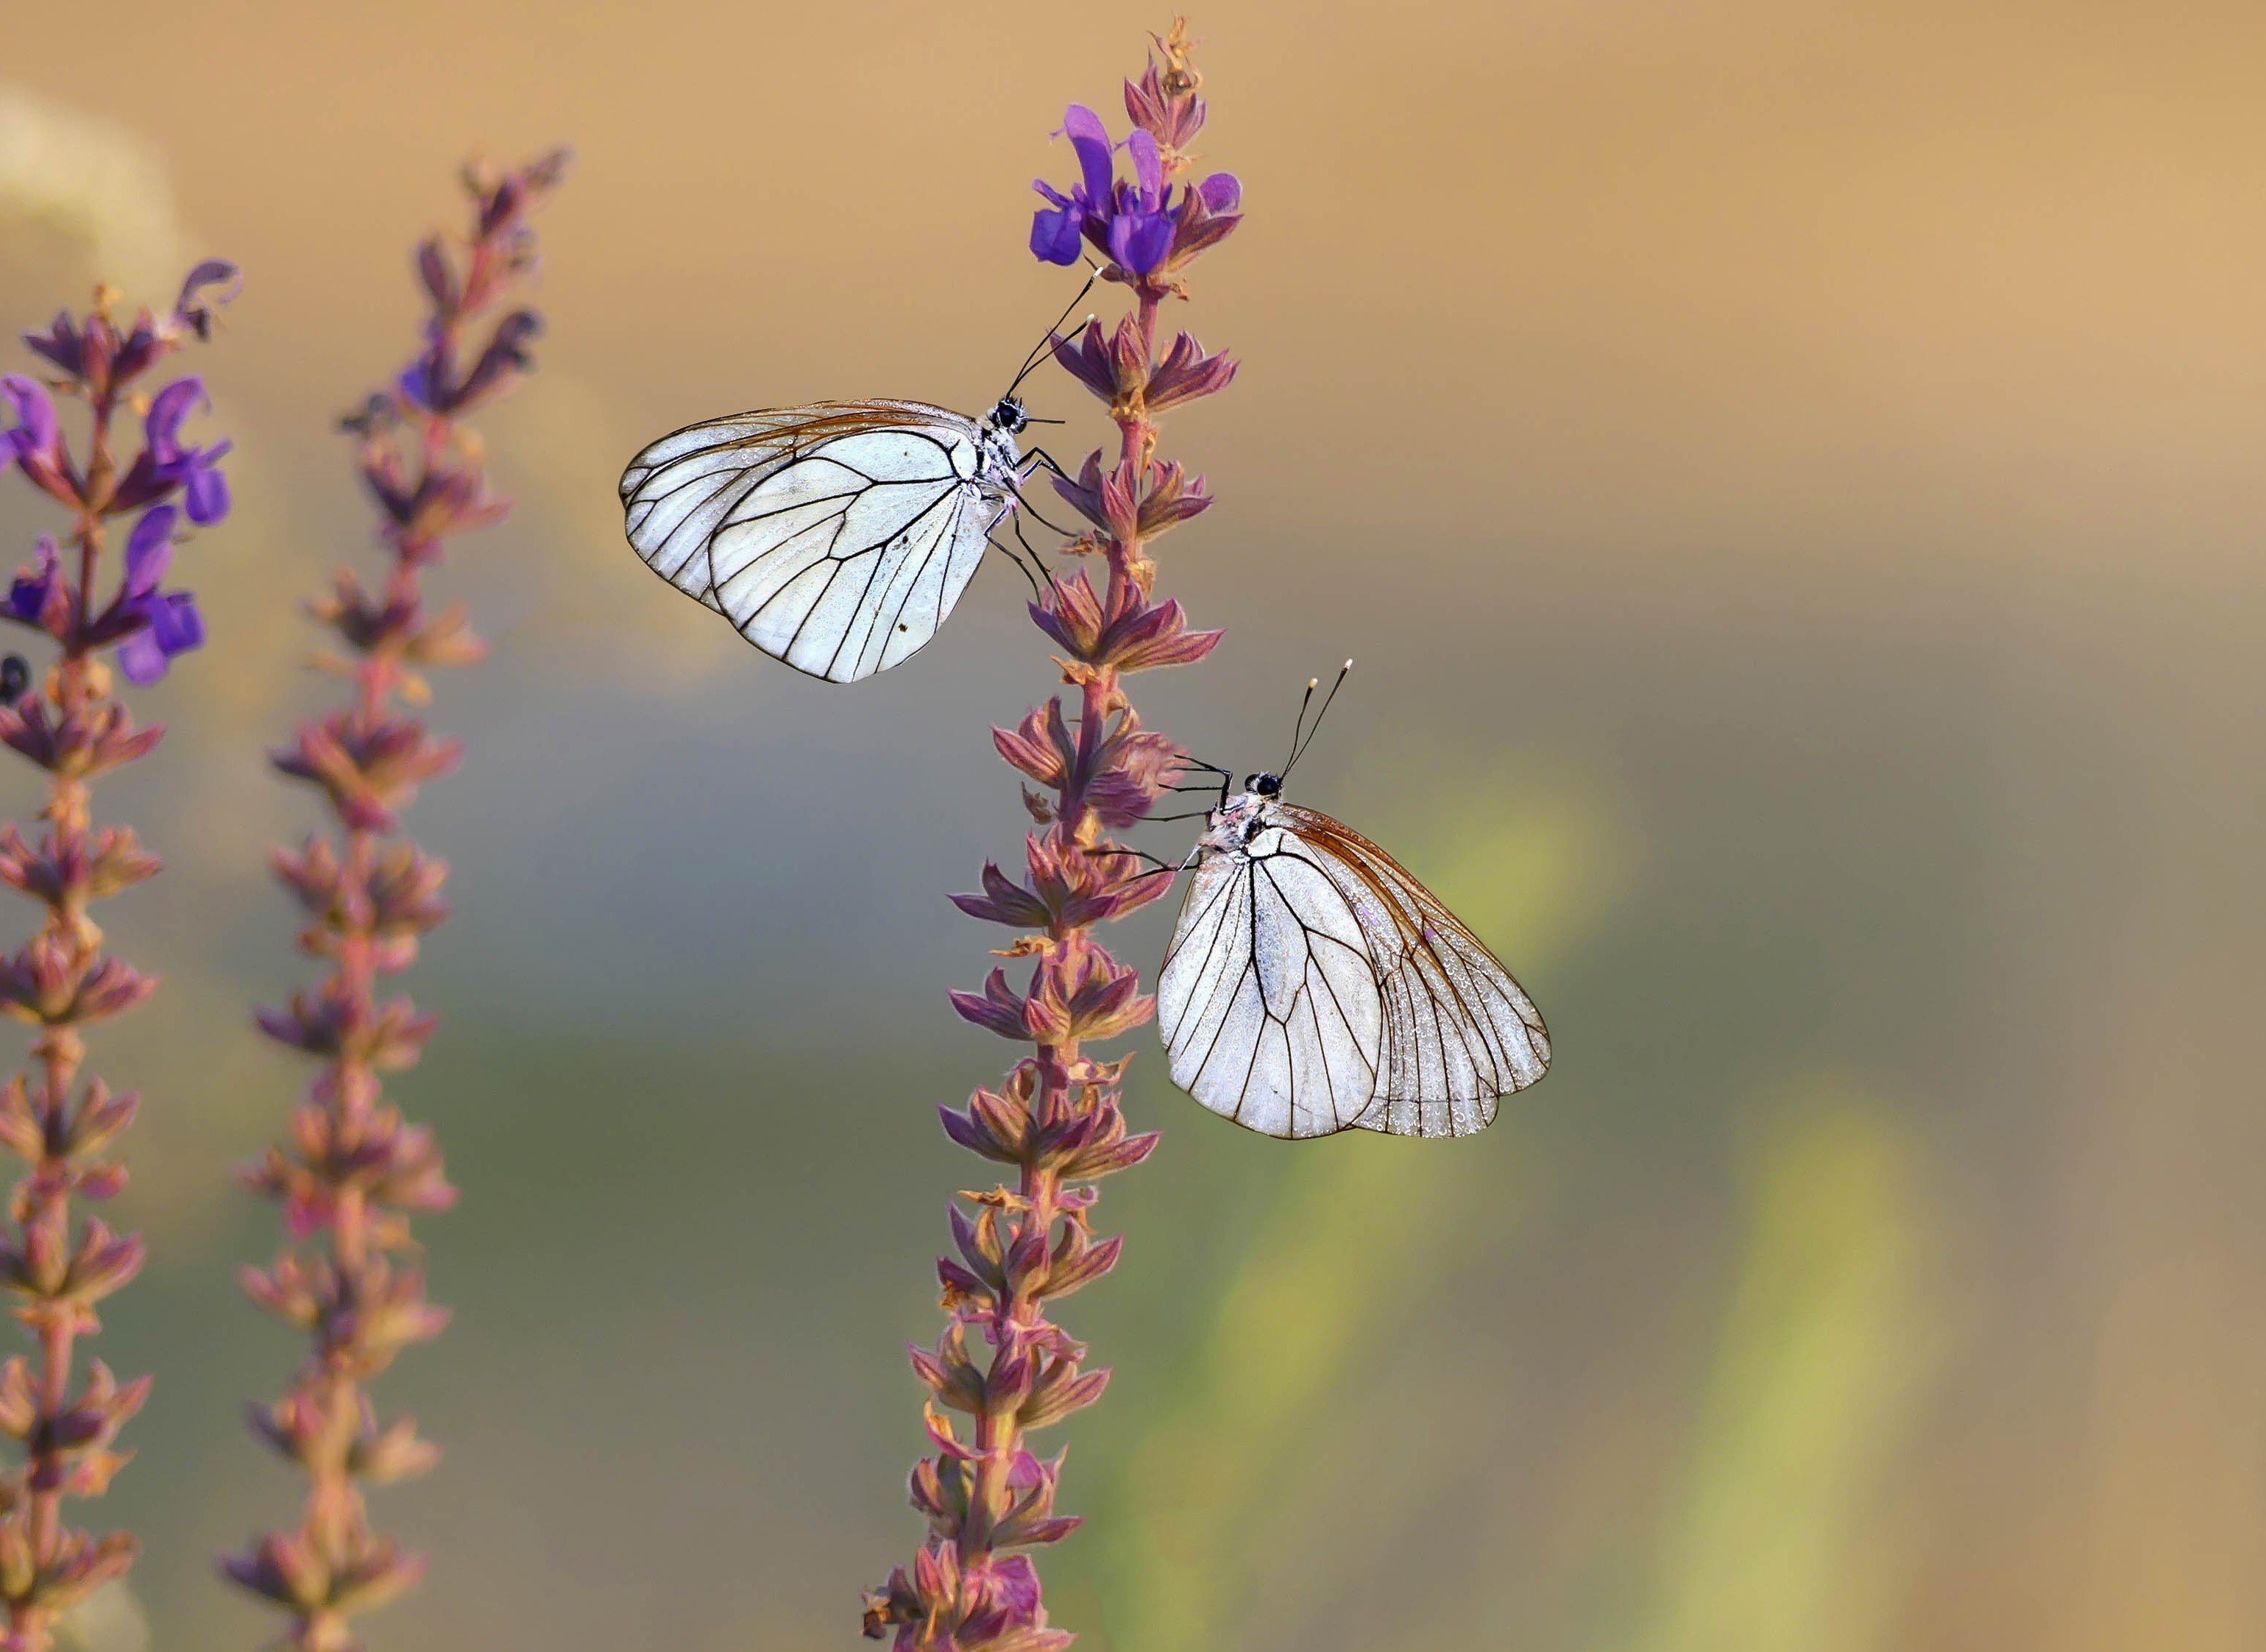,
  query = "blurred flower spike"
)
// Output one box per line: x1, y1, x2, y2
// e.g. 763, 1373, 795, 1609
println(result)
0, 274, 236, 695
224, 146, 566, 1652
0, 260, 238, 1651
